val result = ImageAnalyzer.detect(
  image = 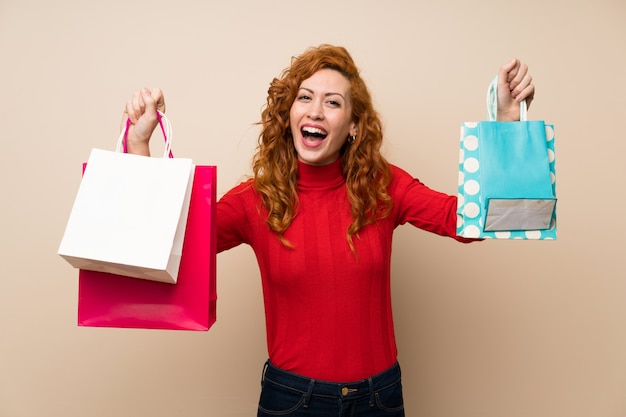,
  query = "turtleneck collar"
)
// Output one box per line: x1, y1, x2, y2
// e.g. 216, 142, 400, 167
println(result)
297, 157, 345, 189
